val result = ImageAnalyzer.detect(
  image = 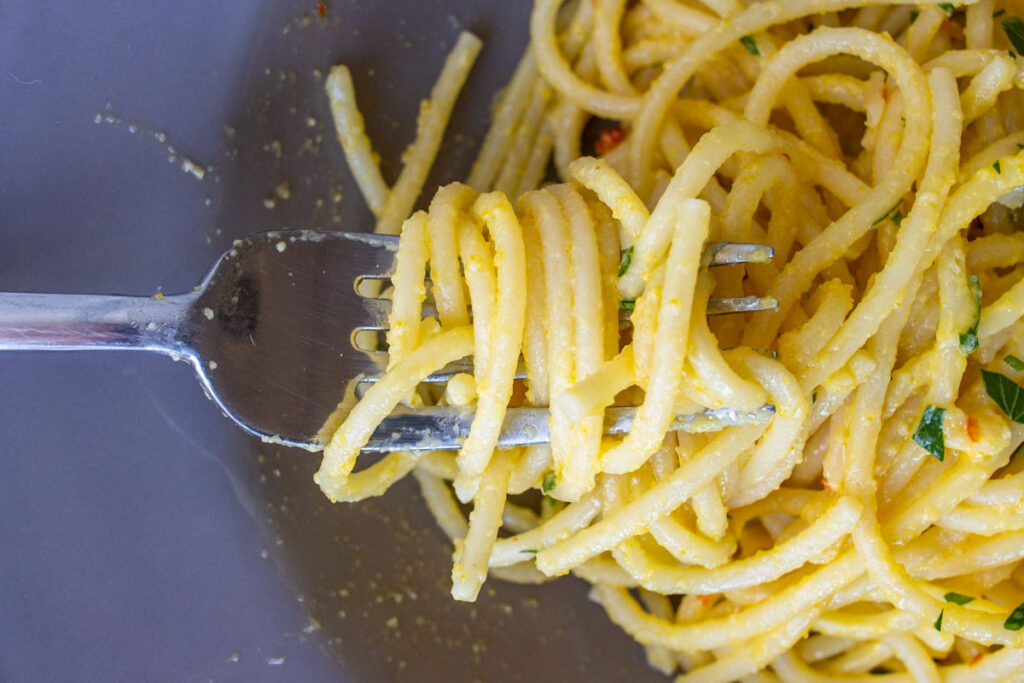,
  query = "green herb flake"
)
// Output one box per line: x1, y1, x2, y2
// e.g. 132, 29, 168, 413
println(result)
939, 3, 954, 16
812, 391, 818, 404
945, 592, 975, 605
740, 35, 761, 56
619, 299, 636, 311
520, 548, 538, 555
935, 609, 944, 631
1005, 355, 1024, 371
618, 246, 634, 277
547, 495, 559, 509
1005, 601, 1024, 631
892, 210, 905, 227
1017, 143, 1024, 151
910, 9, 920, 22
995, 9, 1007, 19
913, 405, 946, 461
995, 160, 1003, 174
542, 471, 557, 493
1002, 17, 1024, 56
872, 200, 903, 226
959, 274, 982, 356
981, 369, 1024, 423
958, 330, 978, 355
